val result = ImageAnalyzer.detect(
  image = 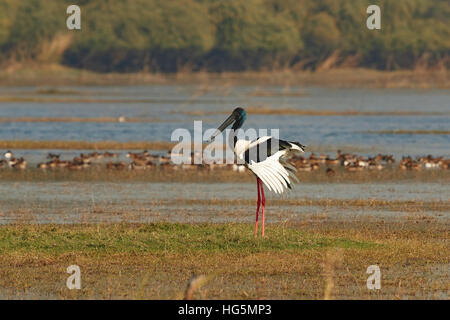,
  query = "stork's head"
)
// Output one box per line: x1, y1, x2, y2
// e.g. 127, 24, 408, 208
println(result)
209, 107, 247, 142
